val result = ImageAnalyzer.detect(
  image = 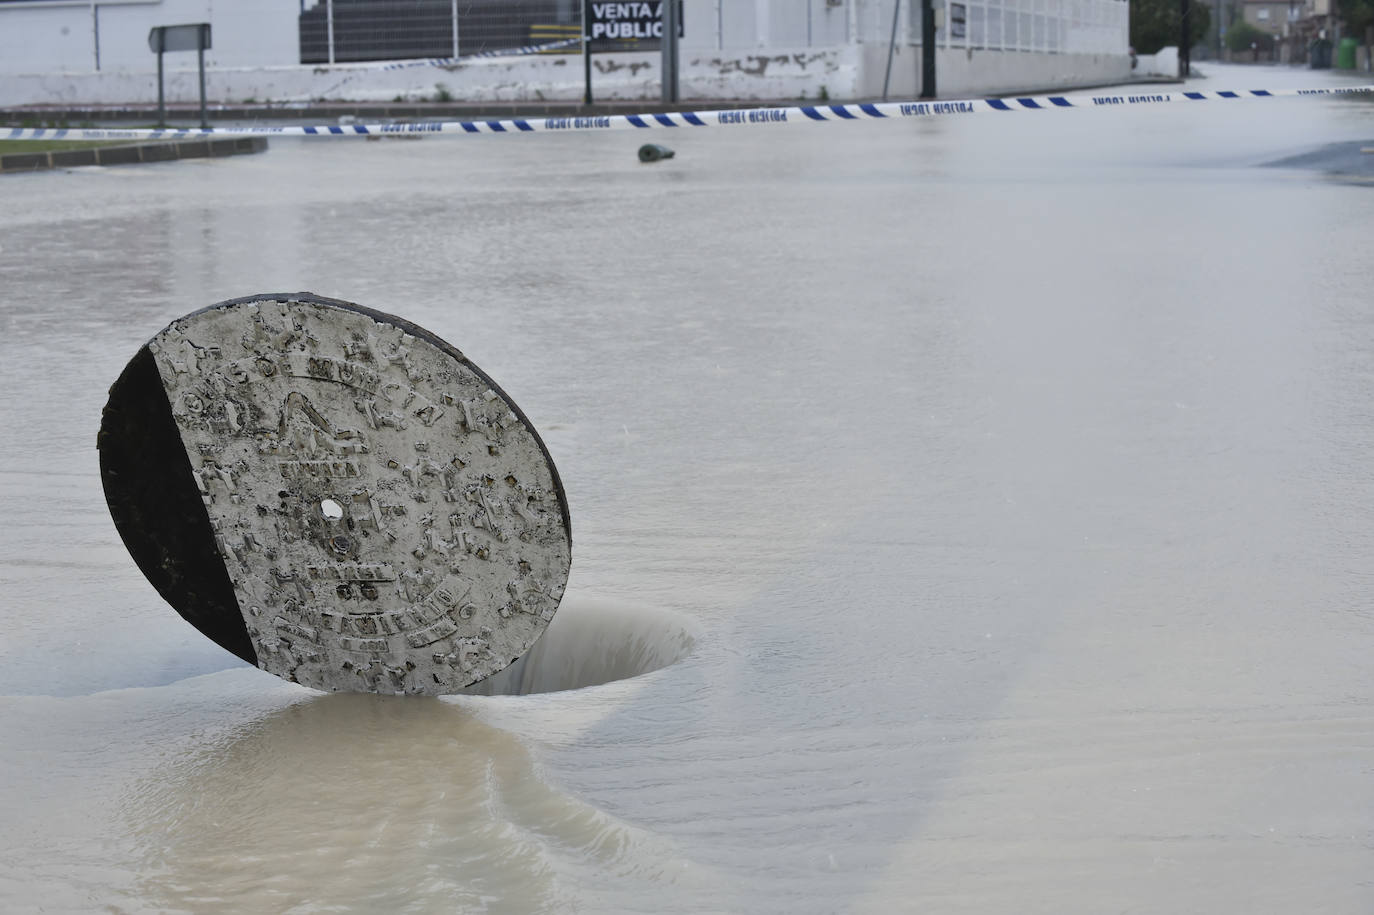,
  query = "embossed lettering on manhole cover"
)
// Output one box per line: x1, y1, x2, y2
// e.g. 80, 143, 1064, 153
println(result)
98, 293, 571, 695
